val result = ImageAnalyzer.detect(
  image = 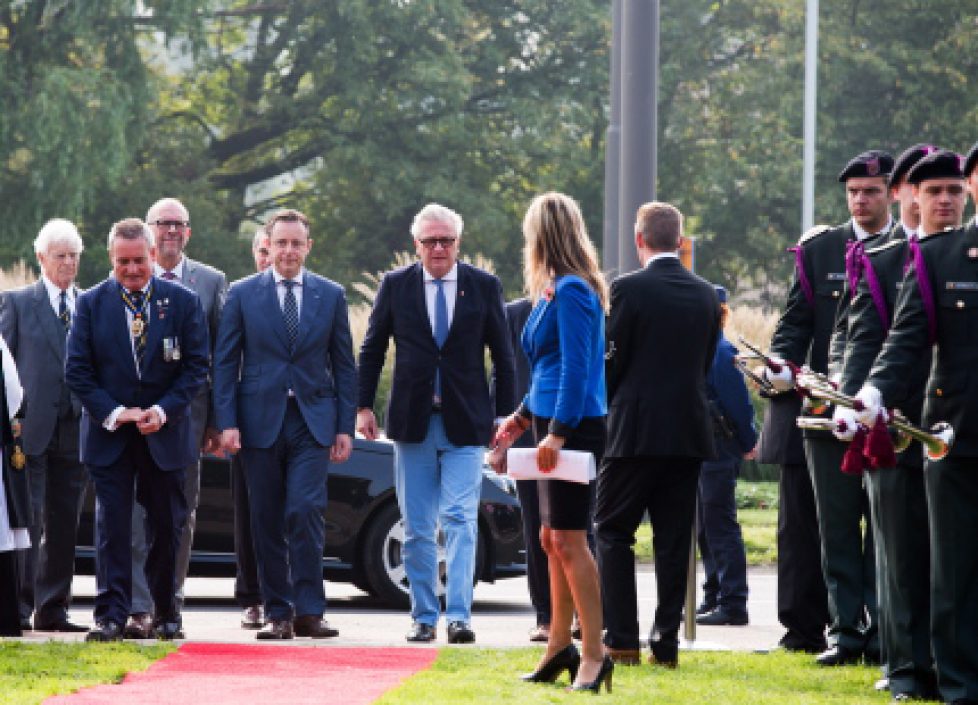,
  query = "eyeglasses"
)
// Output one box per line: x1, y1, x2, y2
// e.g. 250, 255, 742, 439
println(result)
151, 219, 190, 231
417, 237, 457, 250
